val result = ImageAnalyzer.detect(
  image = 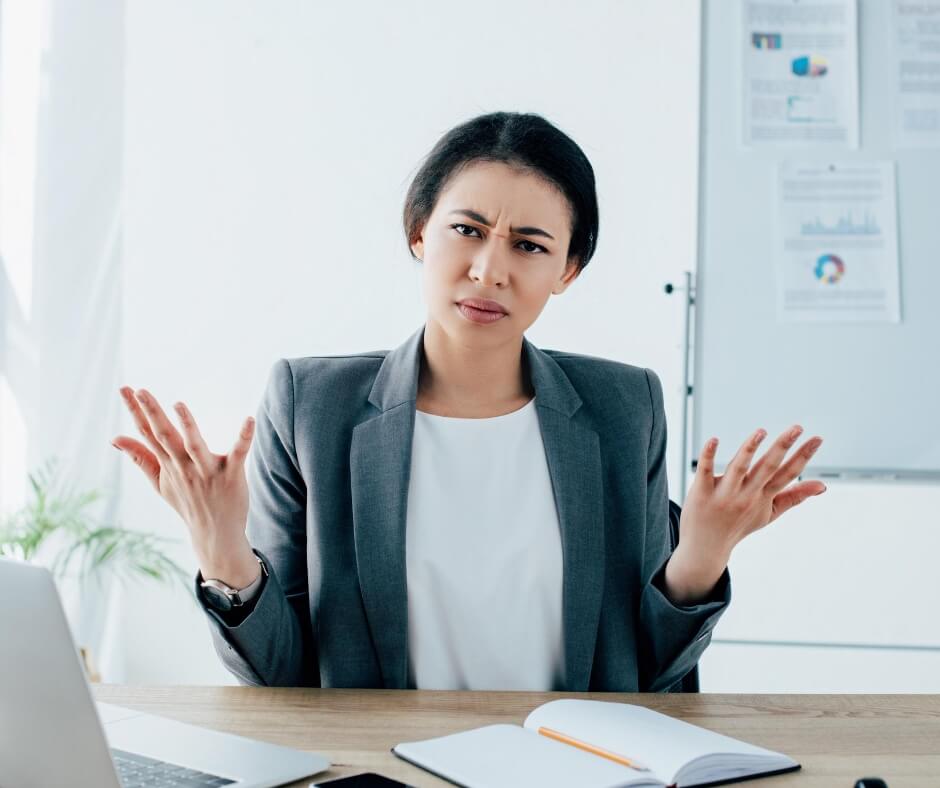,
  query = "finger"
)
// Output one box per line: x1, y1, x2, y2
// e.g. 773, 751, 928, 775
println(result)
133, 388, 193, 469
111, 436, 162, 493
226, 416, 256, 470
764, 436, 825, 496
768, 479, 827, 523
119, 386, 170, 463
695, 437, 719, 484
745, 424, 804, 489
724, 428, 767, 484
172, 401, 216, 476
